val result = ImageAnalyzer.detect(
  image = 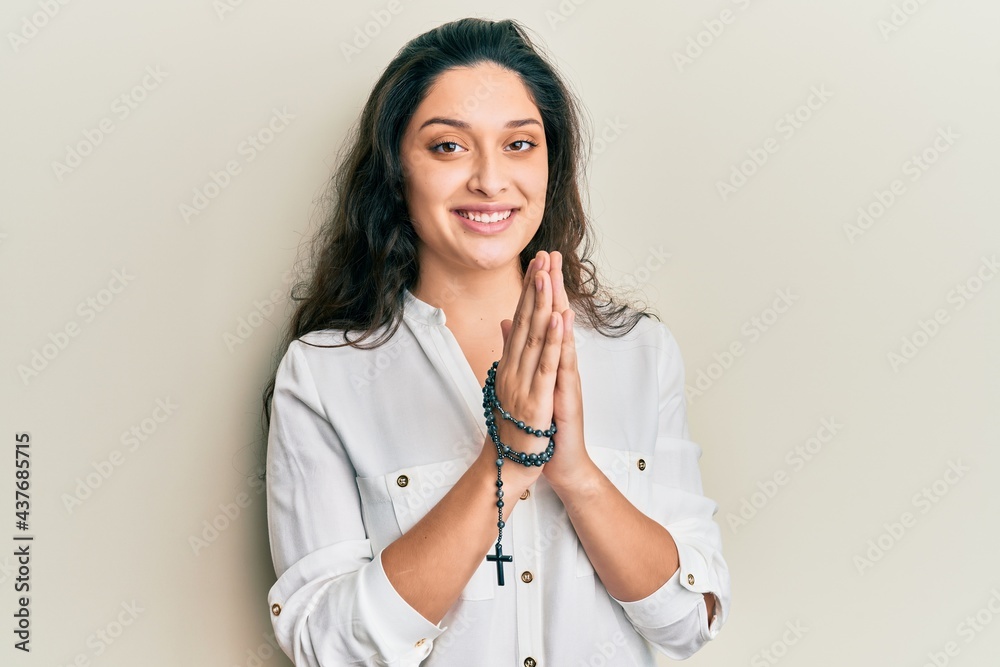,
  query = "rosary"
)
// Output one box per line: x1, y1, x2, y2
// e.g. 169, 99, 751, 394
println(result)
481, 361, 556, 585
